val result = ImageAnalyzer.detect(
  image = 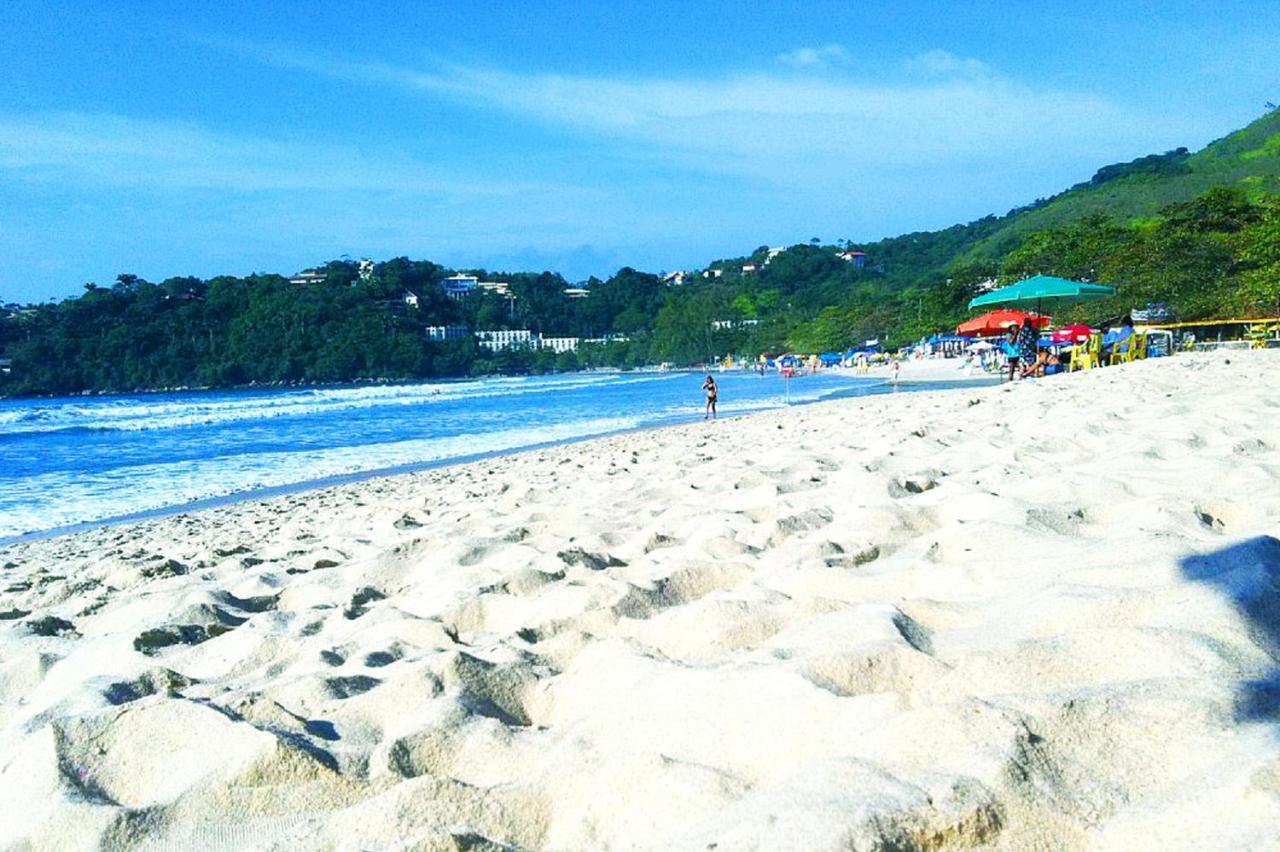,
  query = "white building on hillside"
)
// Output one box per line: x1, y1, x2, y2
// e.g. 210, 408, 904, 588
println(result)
289, 270, 326, 286
476, 329, 536, 351
541, 337, 579, 353
583, 333, 630, 346
477, 281, 512, 296
563, 287, 589, 299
